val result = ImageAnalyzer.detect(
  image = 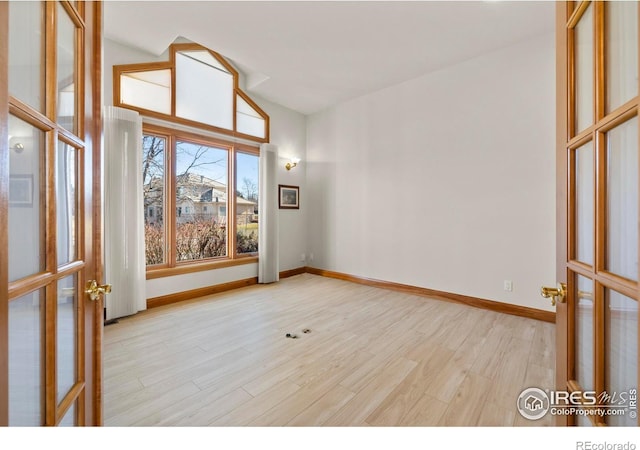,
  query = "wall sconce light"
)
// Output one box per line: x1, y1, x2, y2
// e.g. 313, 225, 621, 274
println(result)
10, 143, 24, 154
285, 157, 300, 171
